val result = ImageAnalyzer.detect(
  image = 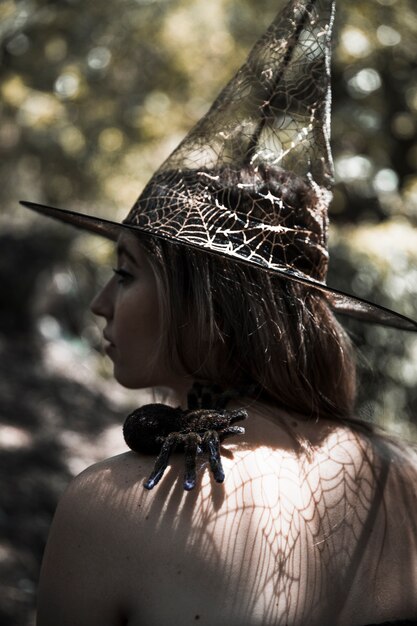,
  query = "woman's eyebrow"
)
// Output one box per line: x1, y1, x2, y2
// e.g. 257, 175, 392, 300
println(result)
116, 243, 139, 266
